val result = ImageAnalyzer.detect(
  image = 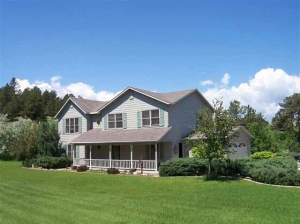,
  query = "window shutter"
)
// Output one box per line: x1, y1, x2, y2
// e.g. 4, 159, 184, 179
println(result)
103, 115, 108, 130
146, 145, 150, 160
159, 109, 165, 127
79, 117, 82, 133
122, 113, 127, 129
137, 111, 141, 128
63, 119, 66, 134
159, 143, 164, 160
76, 146, 80, 158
